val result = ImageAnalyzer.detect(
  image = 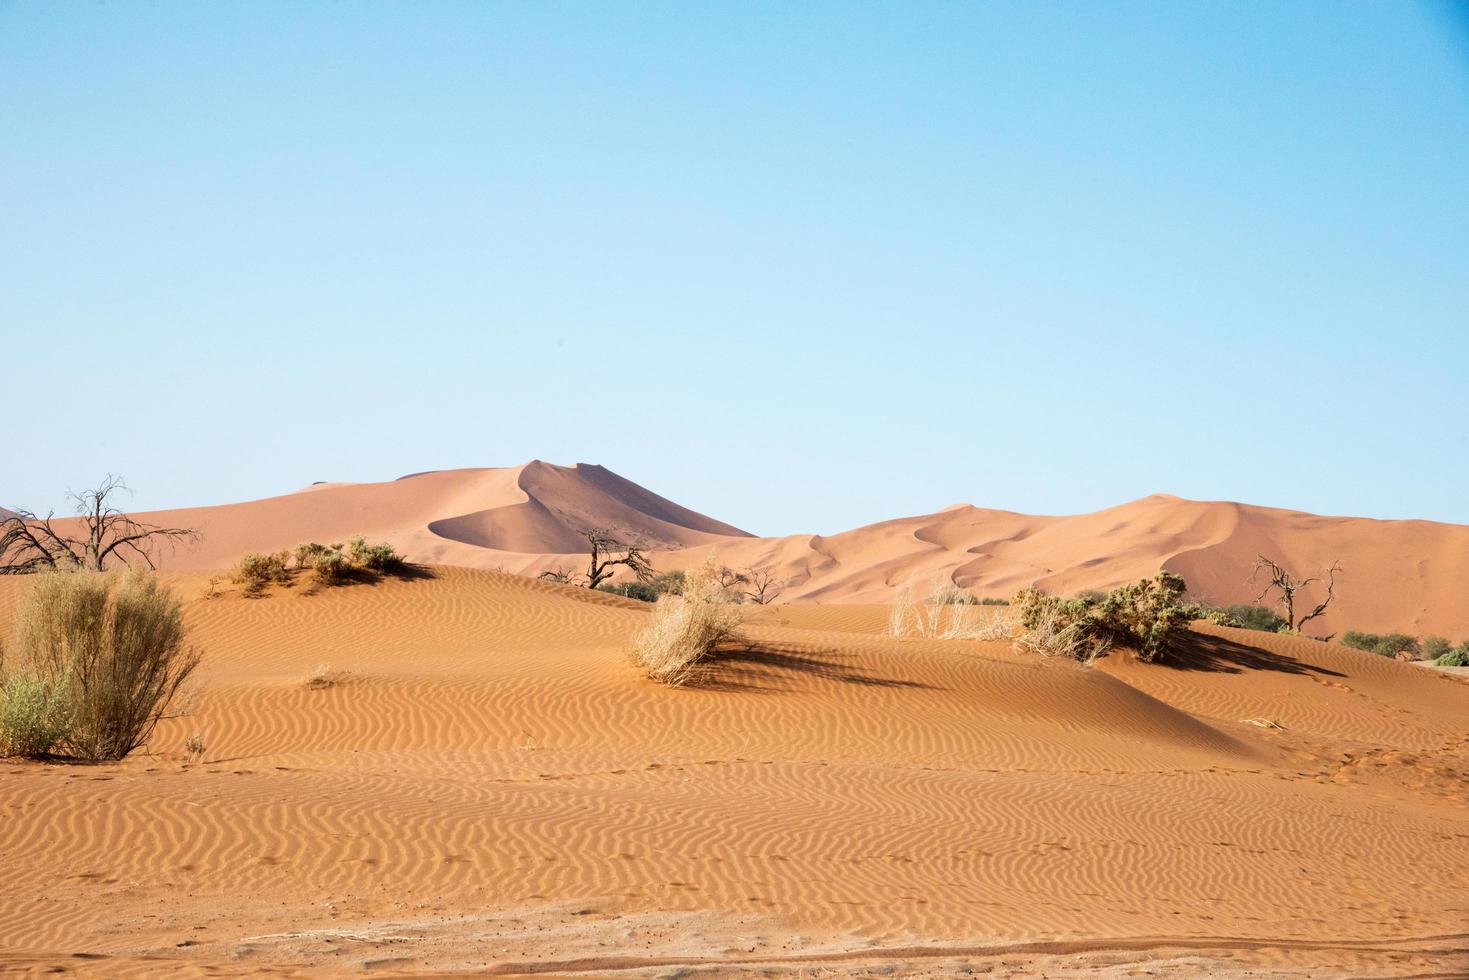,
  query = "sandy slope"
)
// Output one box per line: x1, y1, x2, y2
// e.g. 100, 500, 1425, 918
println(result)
19, 462, 1469, 636
0, 569, 1465, 977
